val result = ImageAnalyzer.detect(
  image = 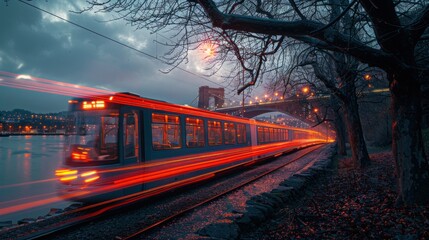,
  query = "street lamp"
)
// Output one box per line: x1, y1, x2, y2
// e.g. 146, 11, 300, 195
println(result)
364, 74, 372, 81
302, 86, 309, 94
